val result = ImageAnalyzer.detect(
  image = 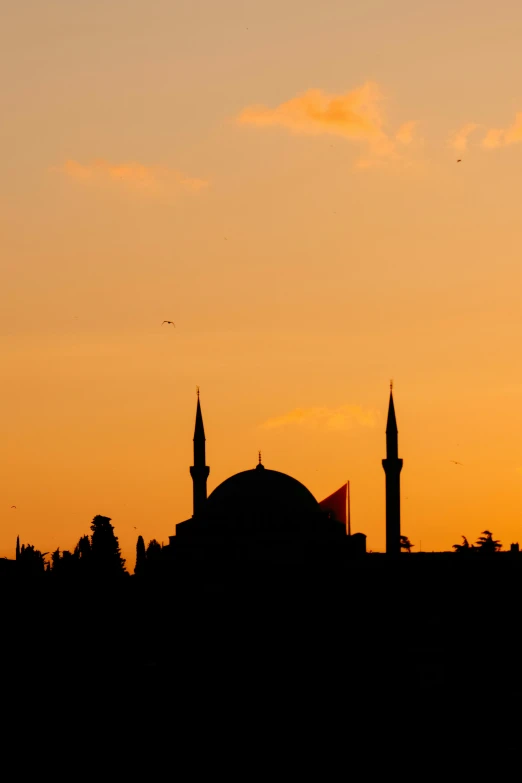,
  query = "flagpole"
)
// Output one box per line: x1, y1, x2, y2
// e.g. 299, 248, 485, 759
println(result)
347, 481, 351, 536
